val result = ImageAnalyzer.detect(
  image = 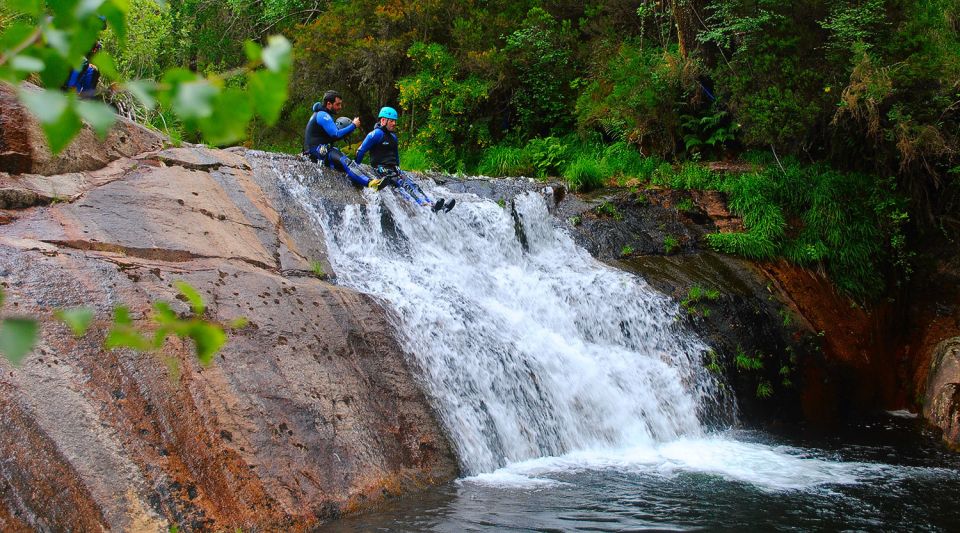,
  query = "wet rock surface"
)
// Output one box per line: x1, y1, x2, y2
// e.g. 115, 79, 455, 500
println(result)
0, 145, 457, 530
925, 337, 960, 448
552, 186, 838, 423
